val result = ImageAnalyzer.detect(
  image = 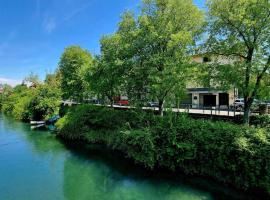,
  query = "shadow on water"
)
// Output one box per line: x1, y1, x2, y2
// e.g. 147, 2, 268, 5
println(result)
62, 141, 265, 200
